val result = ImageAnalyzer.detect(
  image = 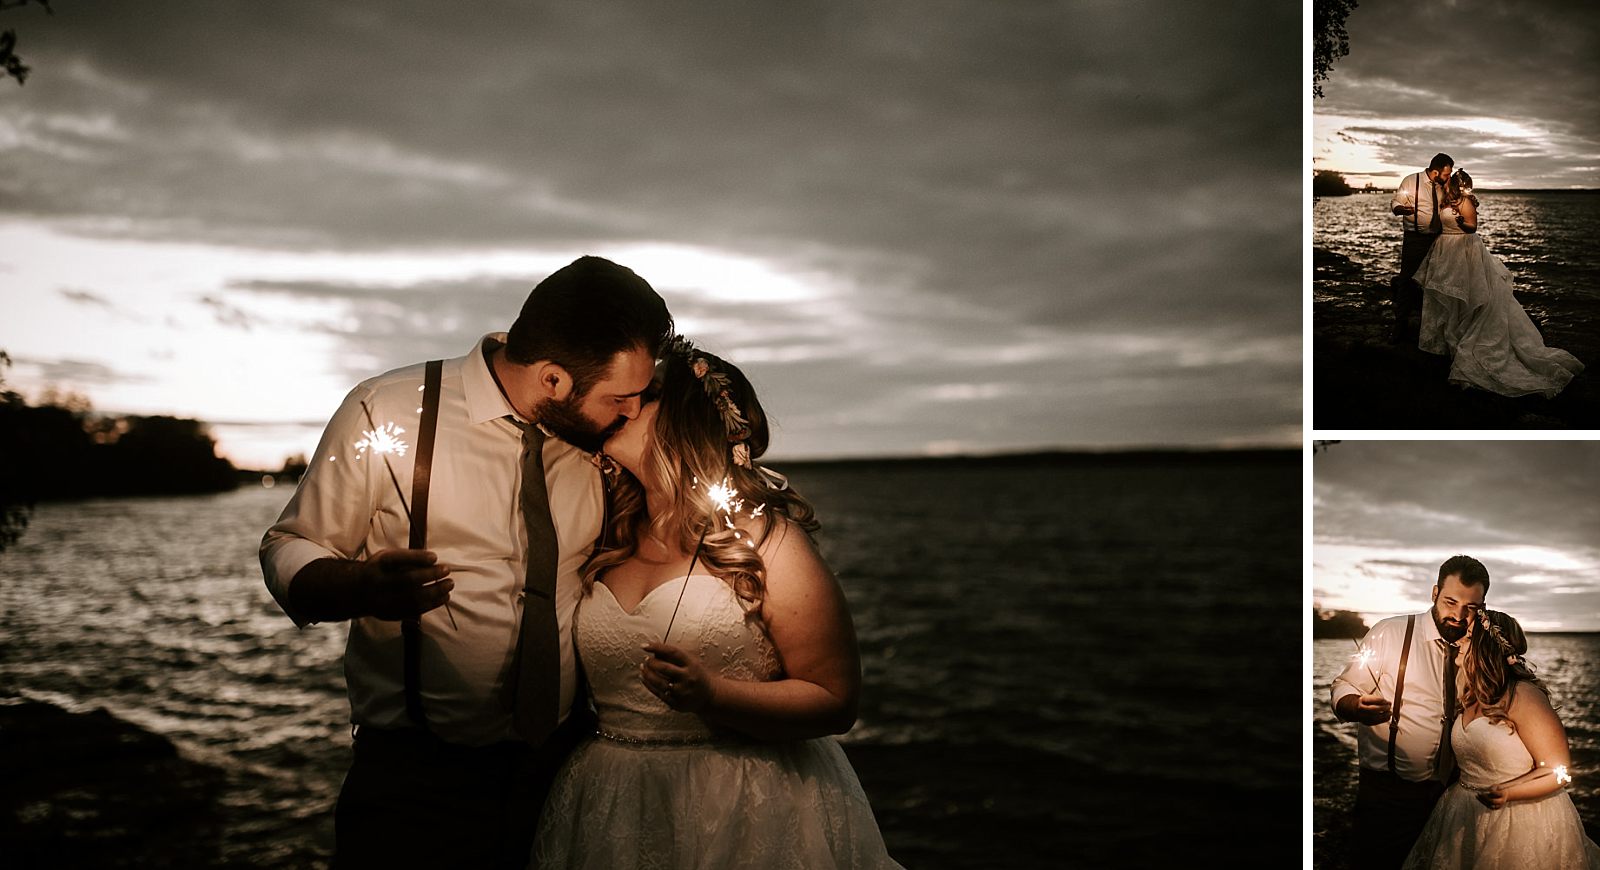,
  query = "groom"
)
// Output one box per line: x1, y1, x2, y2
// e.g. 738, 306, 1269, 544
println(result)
260, 256, 673, 869
1330, 554, 1488, 870
1389, 153, 1454, 345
